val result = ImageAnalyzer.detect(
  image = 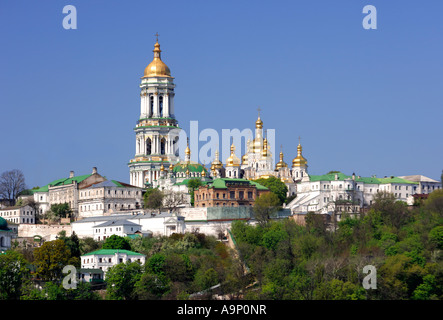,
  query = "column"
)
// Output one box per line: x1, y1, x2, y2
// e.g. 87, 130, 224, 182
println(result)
164, 93, 170, 118
153, 93, 159, 117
